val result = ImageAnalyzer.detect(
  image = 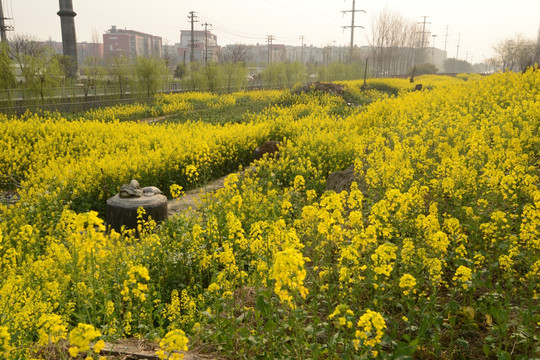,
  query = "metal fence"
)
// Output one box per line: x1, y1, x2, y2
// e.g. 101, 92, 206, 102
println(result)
0, 81, 289, 116
0, 82, 188, 102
